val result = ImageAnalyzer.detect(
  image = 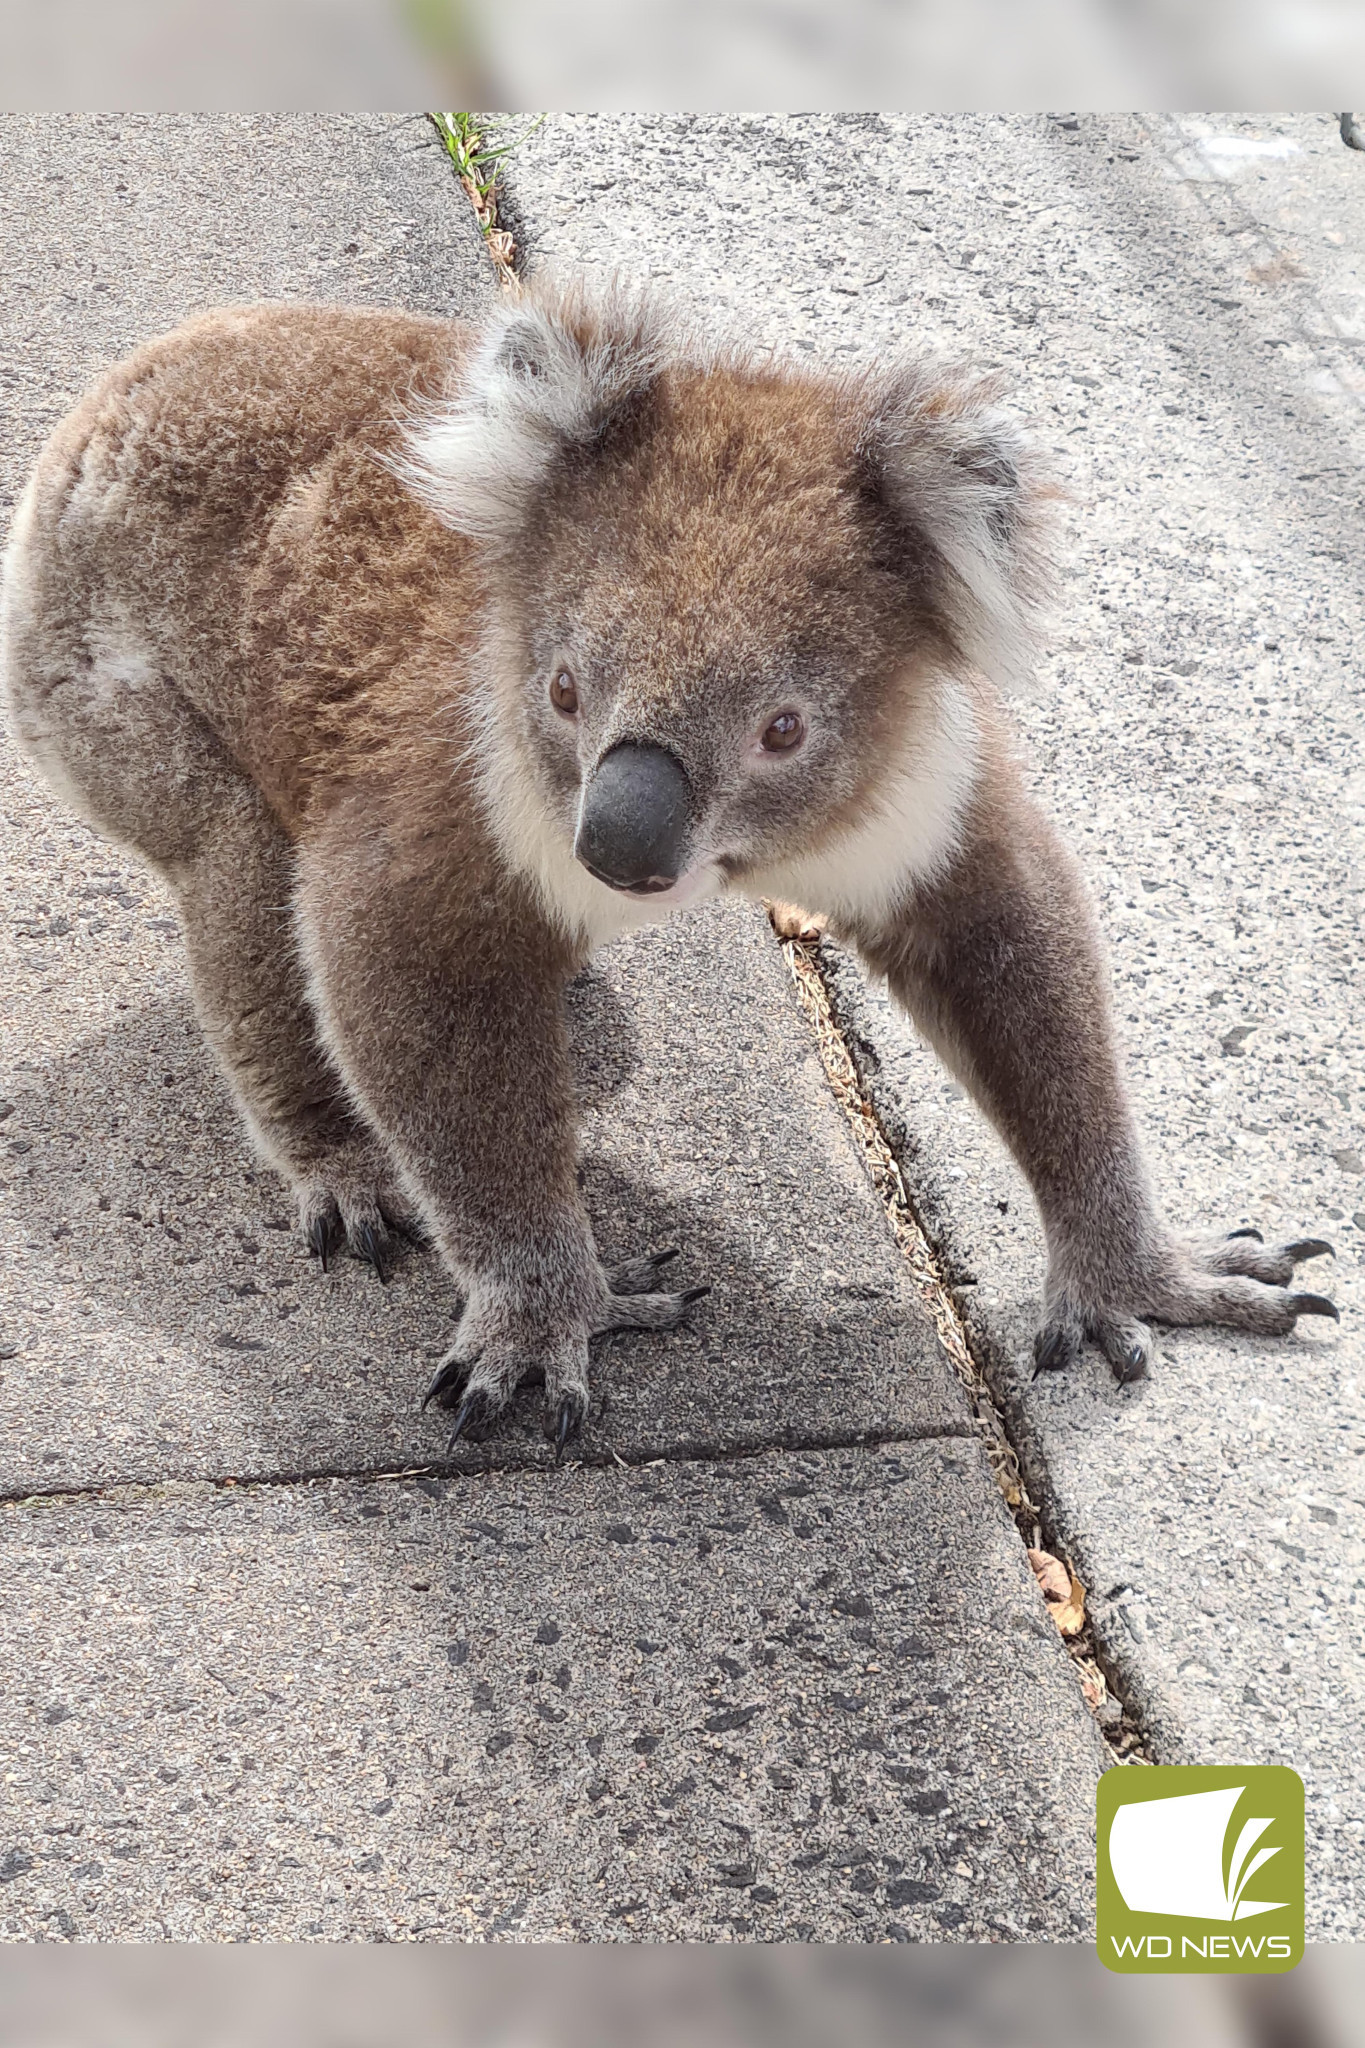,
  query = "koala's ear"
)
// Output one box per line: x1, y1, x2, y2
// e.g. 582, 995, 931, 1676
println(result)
860, 363, 1056, 691
401, 286, 665, 540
